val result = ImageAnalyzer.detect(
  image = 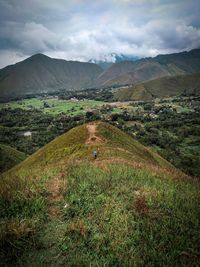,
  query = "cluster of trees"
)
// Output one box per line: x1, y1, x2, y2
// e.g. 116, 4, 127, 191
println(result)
1, 95, 200, 178
107, 102, 200, 178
